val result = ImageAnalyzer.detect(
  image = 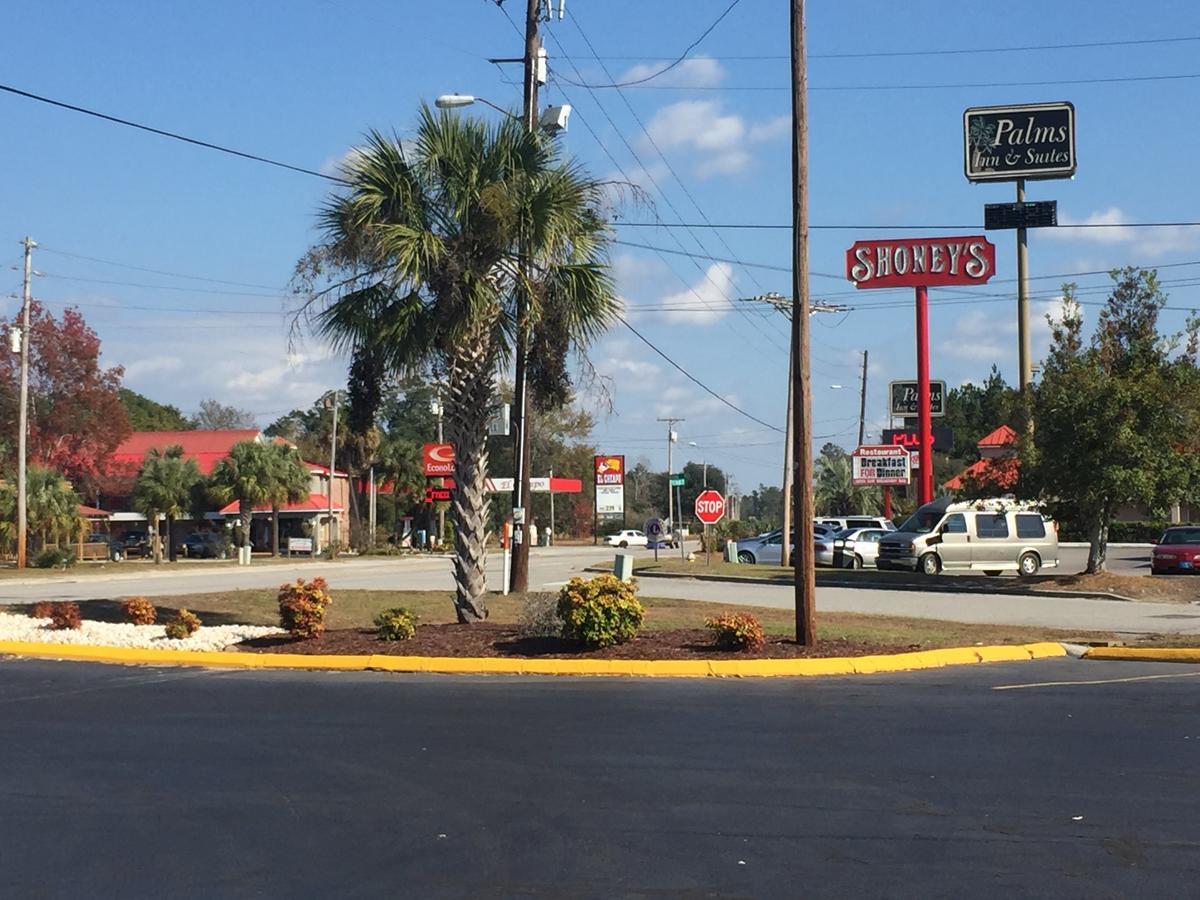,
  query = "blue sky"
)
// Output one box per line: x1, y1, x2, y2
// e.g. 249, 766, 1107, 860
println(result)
2, 0, 1199, 493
